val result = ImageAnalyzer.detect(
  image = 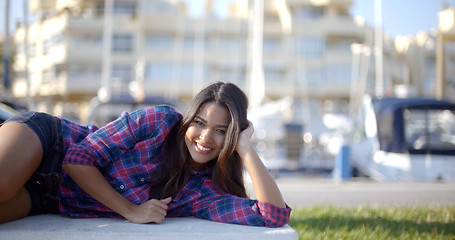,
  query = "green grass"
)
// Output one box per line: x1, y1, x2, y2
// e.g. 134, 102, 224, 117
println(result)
288, 205, 455, 240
